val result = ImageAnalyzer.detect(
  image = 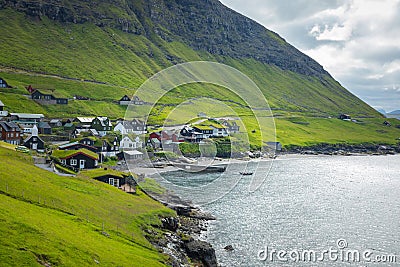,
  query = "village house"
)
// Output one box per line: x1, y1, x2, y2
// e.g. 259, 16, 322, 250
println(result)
120, 135, 143, 150
123, 150, 144, 161
10, 113, 45, 124
74, 117, 95, 127
26, 85, 35, 94
147, 132, 162, 149
119, 95, 131, 105
132, 96, 144, 105
95, 136, 120, 158
114, 119, 147, 135
58, 141, 98, 153
0, 78, 10, 88
62, 118, 74, 125
63, 122, 75, 133
0, 100, 8, 117
180, 126, 205, 143
220, 120, 240, 134
210, 124, 229, 137
339, 114, 351, 120
31, 89, 68, 105
53, 149, 99, 170
0, 121, 21, 145
79, 137, 96, 147
91, 117, 112, 137
72, 128, 99, 139
38, 121, 52, 135
193, 125, 214, 139
92, 173, 136, 193
49, 119, 63, 128
19, 124, 34, 134
161, 130, 185, 142
23, 125, 45, 152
